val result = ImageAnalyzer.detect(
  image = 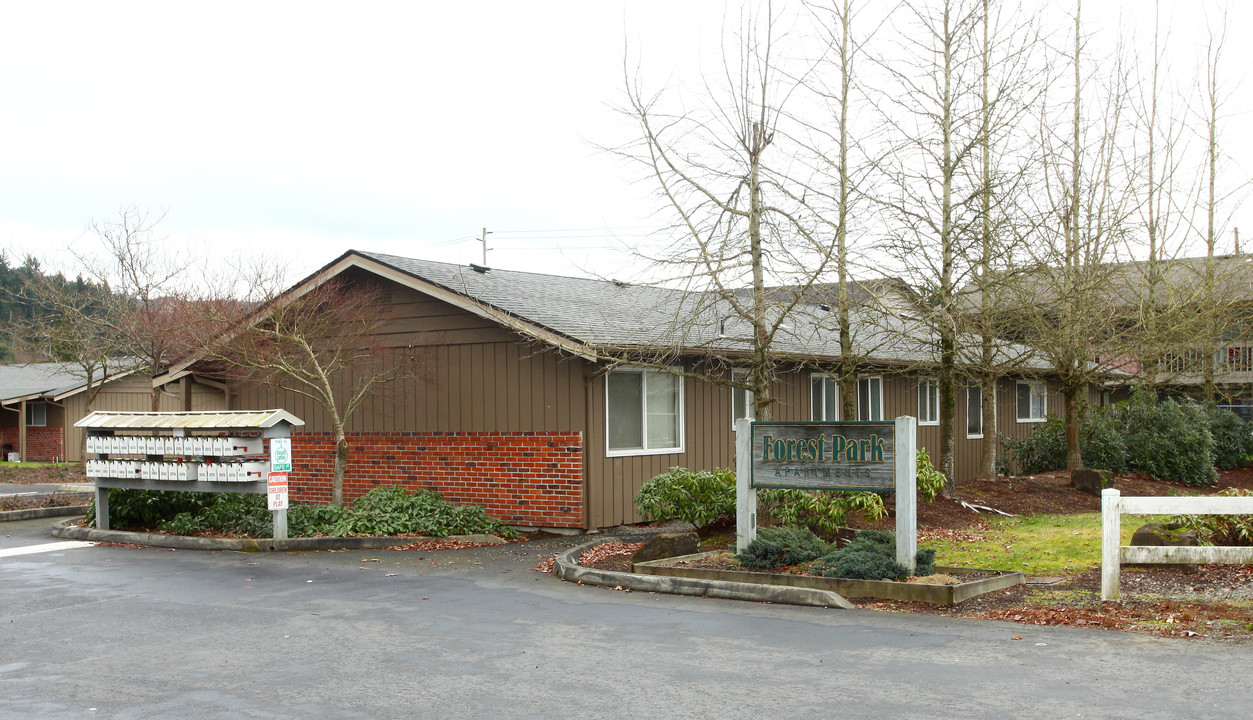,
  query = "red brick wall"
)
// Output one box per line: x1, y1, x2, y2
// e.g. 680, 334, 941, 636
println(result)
288, 431, 584, 529
0, 426, 64, 462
